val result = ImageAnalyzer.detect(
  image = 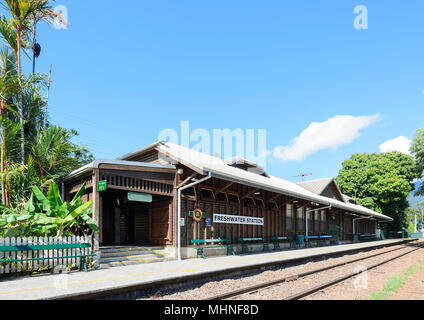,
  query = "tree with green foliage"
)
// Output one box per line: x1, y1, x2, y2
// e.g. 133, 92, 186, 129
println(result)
406, 202, 424, 232
411, 128, 424, 196
1, 0, 54, 164
0, 1, 94, 210
336, 152, 421, 231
